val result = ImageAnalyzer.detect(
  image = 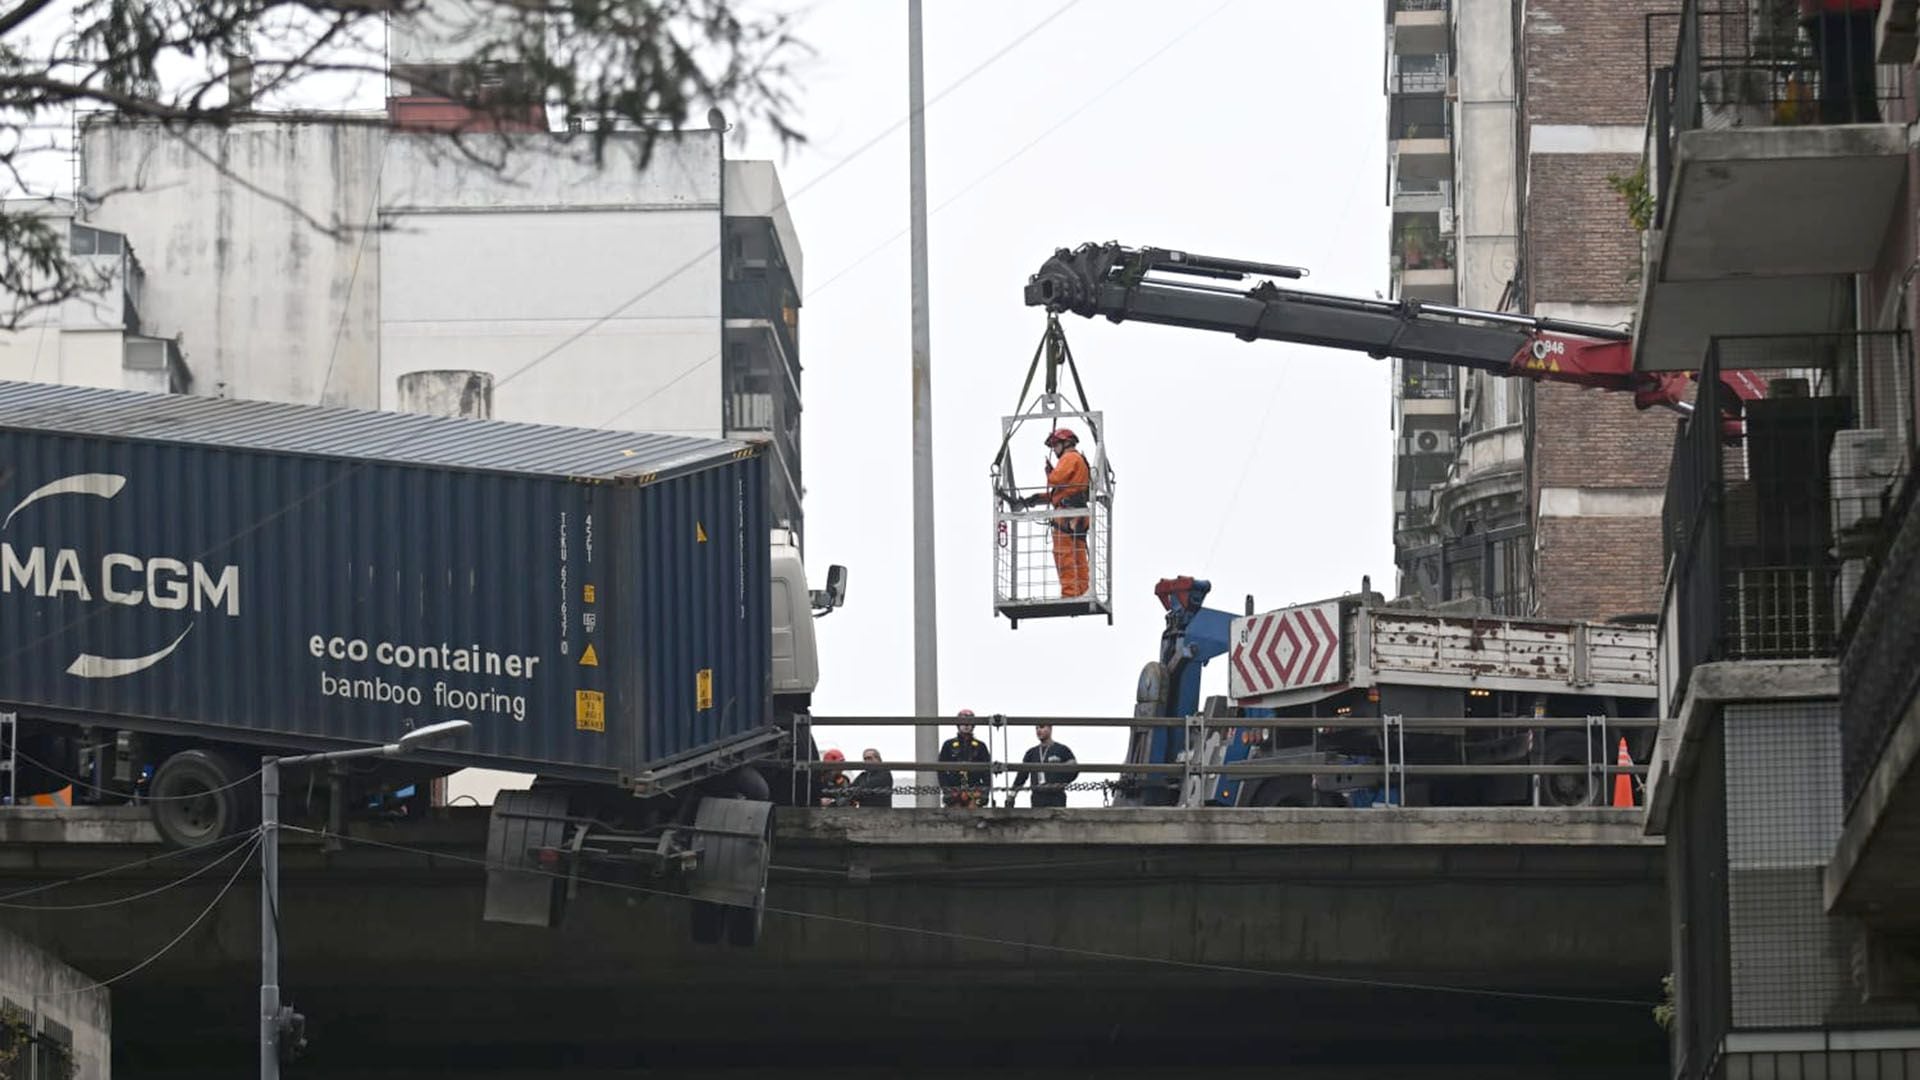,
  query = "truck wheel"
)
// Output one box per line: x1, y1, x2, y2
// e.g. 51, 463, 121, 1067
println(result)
150, 749, 253, 848
690, 900, 726, 946
1541, 733, 1597, 806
